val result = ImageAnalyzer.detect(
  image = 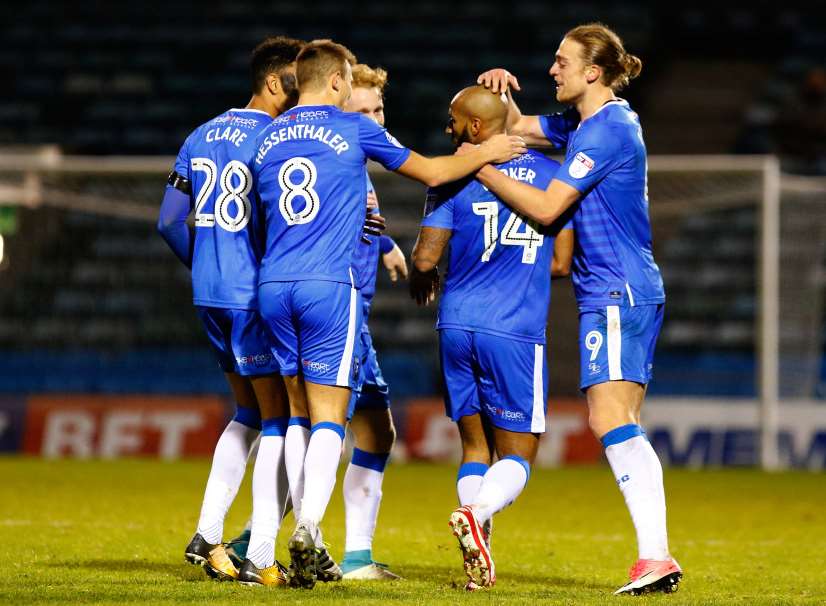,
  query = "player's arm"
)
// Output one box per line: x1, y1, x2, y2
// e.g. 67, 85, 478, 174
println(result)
380, 235, 408, 282
157, 171, 194, 268
551, 227, 574, 278
410, 227, 450, 305
359, 115, 524, 188
477, 69, 578, 148
394, 135, 525, 187
477, 167, 581, 226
